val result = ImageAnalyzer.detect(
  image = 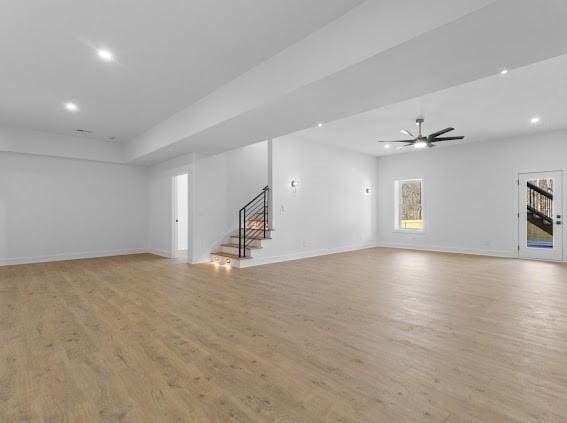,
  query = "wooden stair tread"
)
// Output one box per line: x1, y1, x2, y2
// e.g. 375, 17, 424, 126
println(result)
221, 243, 262, 249
211, 252, 252, 260
230, 235, 272, 240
